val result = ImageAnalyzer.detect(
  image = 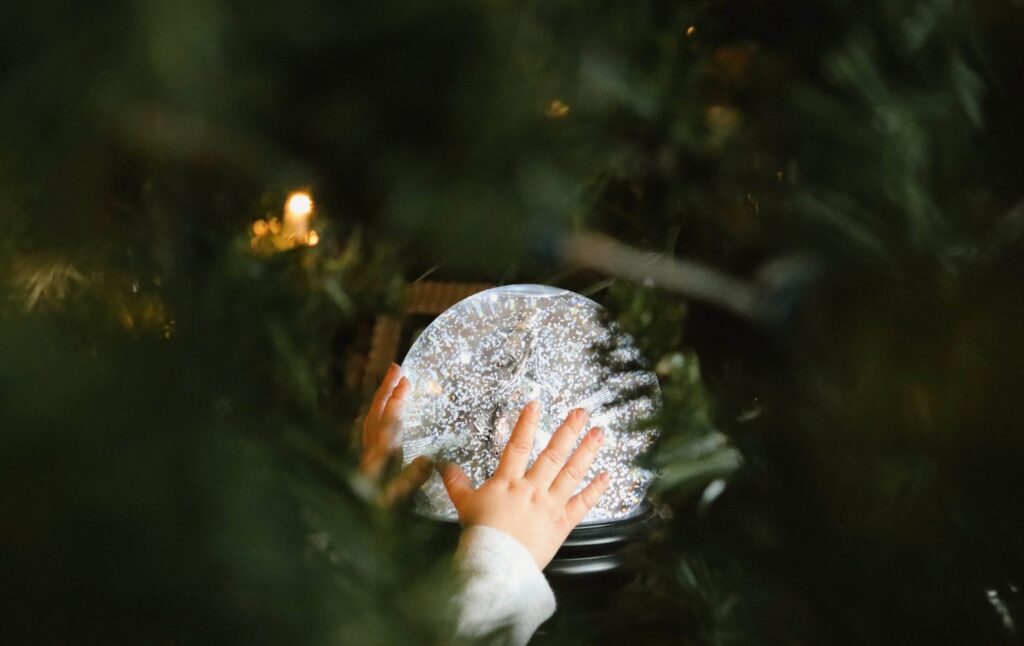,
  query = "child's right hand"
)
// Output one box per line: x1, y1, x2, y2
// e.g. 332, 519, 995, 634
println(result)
359, 363, 432, 506
440, 401, 609, 569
